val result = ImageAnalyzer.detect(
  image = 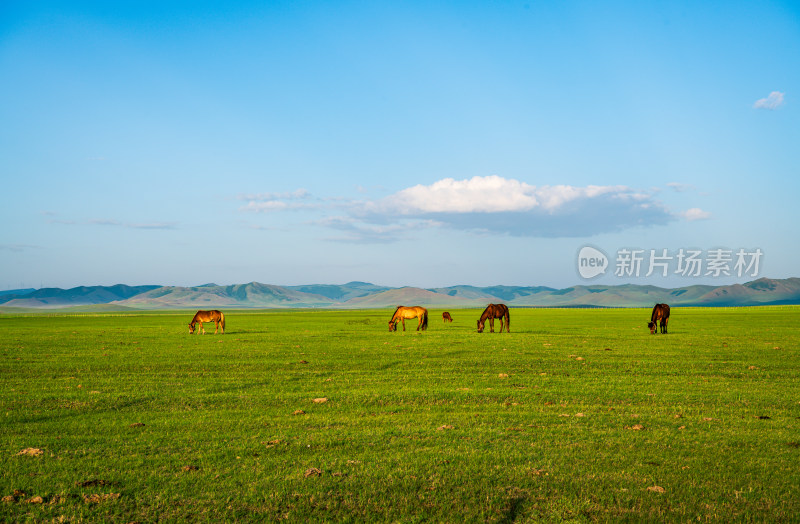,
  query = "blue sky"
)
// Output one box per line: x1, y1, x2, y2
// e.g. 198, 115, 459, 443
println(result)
2, 1, 798, 289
